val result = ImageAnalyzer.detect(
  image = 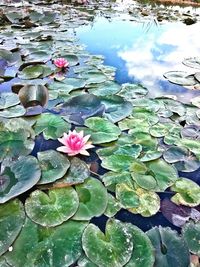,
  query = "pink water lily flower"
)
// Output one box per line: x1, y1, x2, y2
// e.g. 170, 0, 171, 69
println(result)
57, 130, 94, 156
53, 58, 69, 69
